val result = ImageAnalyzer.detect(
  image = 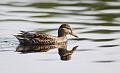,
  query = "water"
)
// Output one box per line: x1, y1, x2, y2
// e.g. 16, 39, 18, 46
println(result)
0, 0, 120, 73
